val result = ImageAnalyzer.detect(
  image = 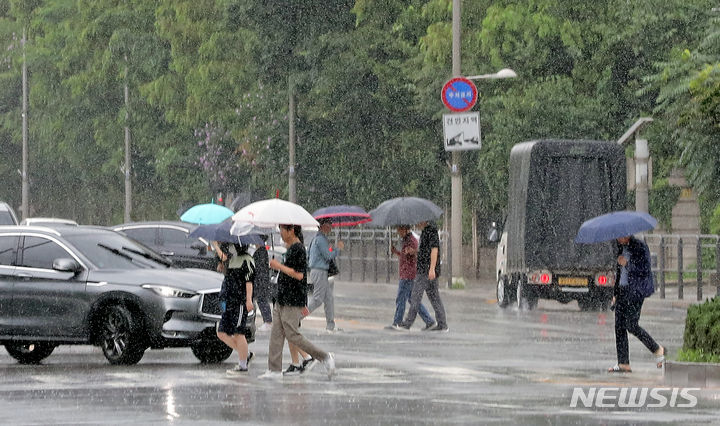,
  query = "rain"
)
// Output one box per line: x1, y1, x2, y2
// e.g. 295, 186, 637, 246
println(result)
1, 0, 720, 424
